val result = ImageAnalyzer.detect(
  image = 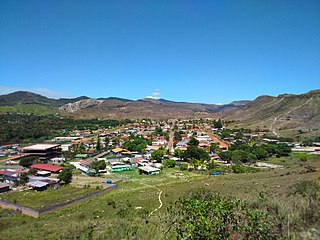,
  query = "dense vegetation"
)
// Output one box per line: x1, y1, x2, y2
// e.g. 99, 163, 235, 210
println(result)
218, 142, 292, 164
0, 113, 131, 143
122, 135, 148, 154
167, 191, 279, 239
